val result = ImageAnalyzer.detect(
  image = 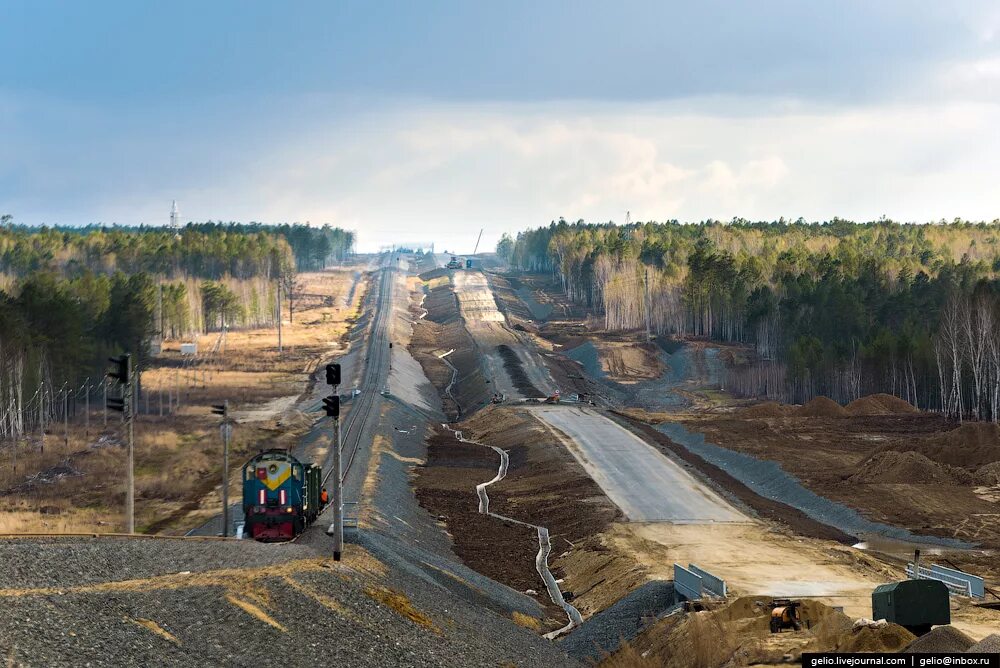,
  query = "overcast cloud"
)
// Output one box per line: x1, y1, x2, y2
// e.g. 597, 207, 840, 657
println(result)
1, 1, 998, 251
